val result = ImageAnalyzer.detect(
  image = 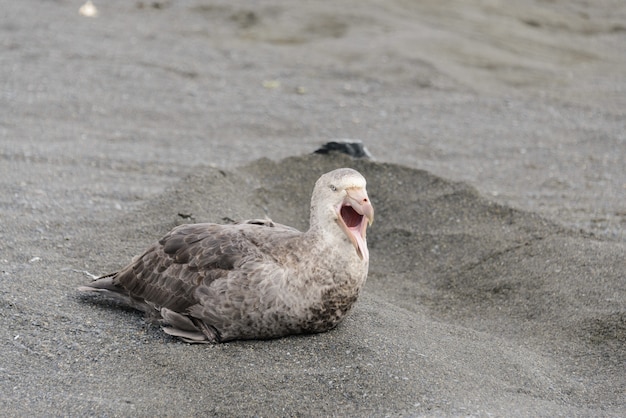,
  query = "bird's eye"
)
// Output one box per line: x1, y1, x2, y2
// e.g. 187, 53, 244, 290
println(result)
329, 184, 337, 192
